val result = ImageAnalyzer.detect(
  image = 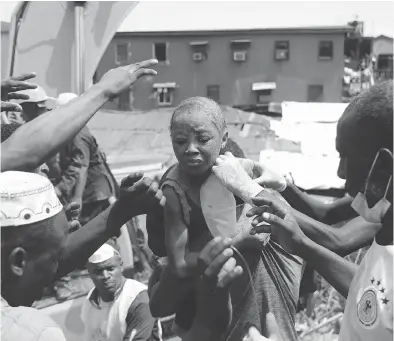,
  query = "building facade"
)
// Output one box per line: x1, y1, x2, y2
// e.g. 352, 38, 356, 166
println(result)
96, 27, 350, 111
